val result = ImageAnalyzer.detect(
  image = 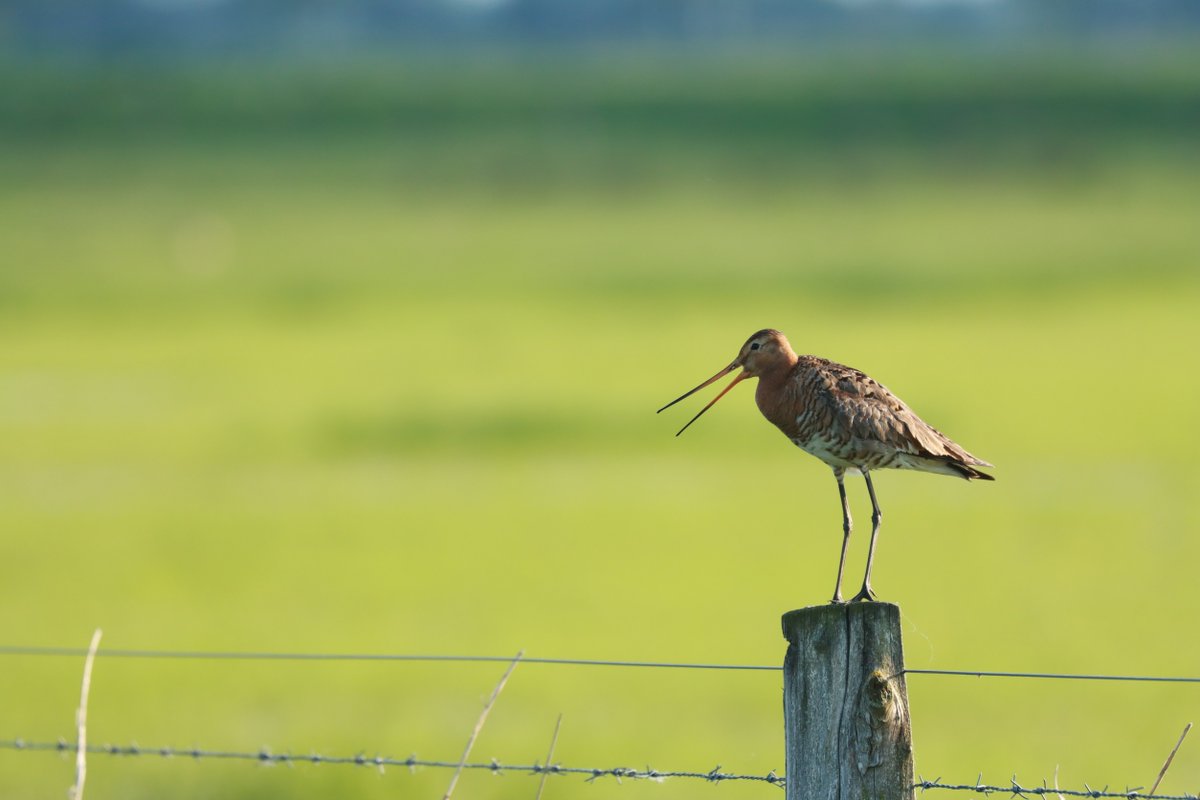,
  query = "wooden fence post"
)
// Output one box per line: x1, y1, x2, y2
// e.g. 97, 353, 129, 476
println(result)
782, 602, 914, 800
